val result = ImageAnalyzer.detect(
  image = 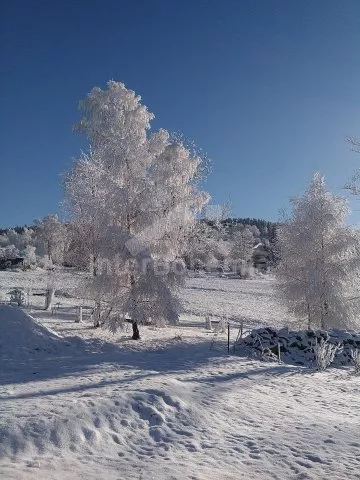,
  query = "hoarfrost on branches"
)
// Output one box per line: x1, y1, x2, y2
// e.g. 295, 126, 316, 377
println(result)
276, 173, 360, 330
64, 81, 209, 337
